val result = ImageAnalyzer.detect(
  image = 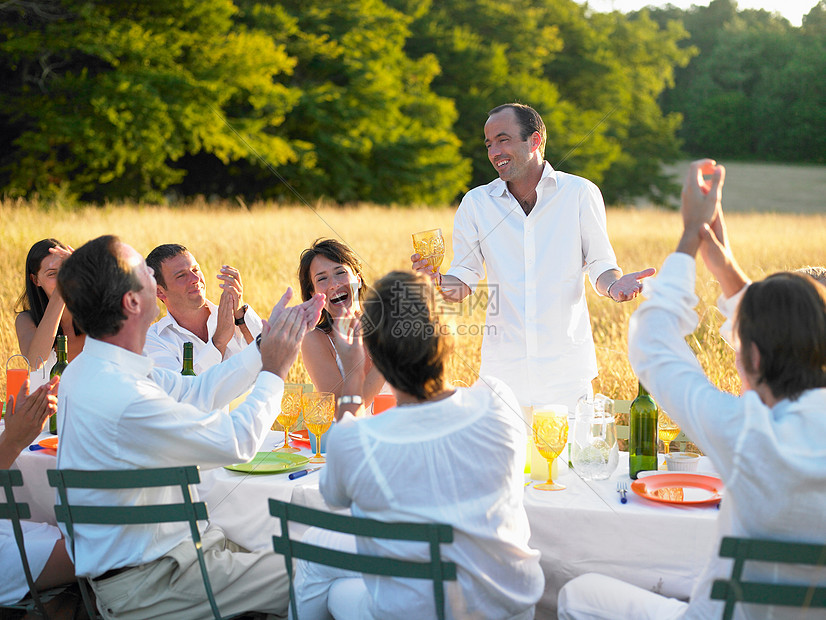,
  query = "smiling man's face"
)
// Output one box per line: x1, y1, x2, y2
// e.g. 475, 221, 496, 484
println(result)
484, 108, 539, 183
